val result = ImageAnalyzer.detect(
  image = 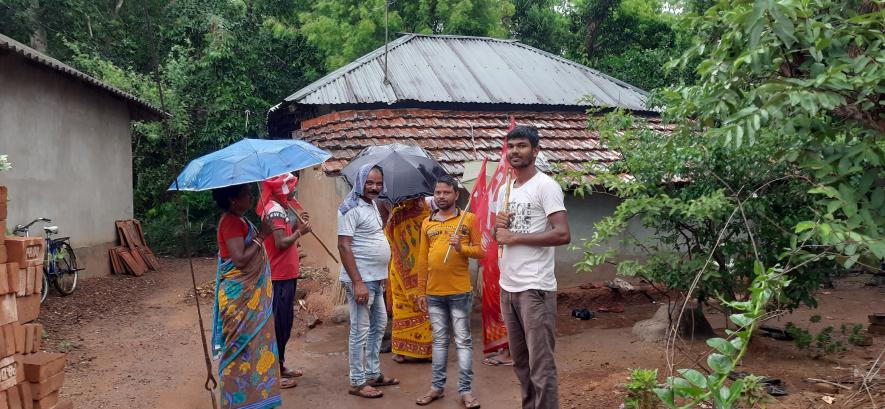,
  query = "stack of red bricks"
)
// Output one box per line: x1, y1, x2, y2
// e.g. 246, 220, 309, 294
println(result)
0, 186, 72, 409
